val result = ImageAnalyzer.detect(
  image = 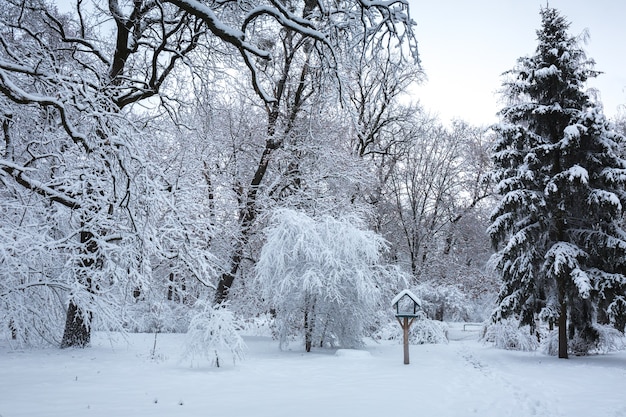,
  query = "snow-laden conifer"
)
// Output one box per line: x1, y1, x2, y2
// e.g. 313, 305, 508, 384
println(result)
489, 7, 626, 357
